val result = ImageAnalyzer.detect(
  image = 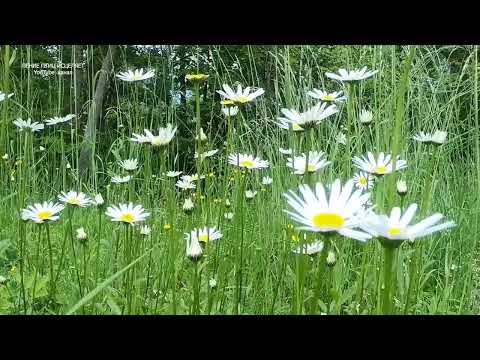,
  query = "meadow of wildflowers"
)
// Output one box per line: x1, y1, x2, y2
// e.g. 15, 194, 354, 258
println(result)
0, 45, 476, 315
